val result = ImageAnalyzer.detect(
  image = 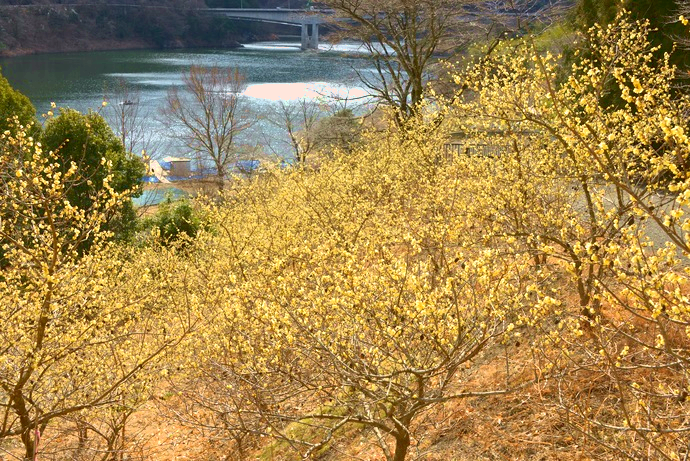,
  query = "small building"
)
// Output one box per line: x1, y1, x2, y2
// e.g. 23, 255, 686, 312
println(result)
444, 131, 514, 160
161, 157, 192, 178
